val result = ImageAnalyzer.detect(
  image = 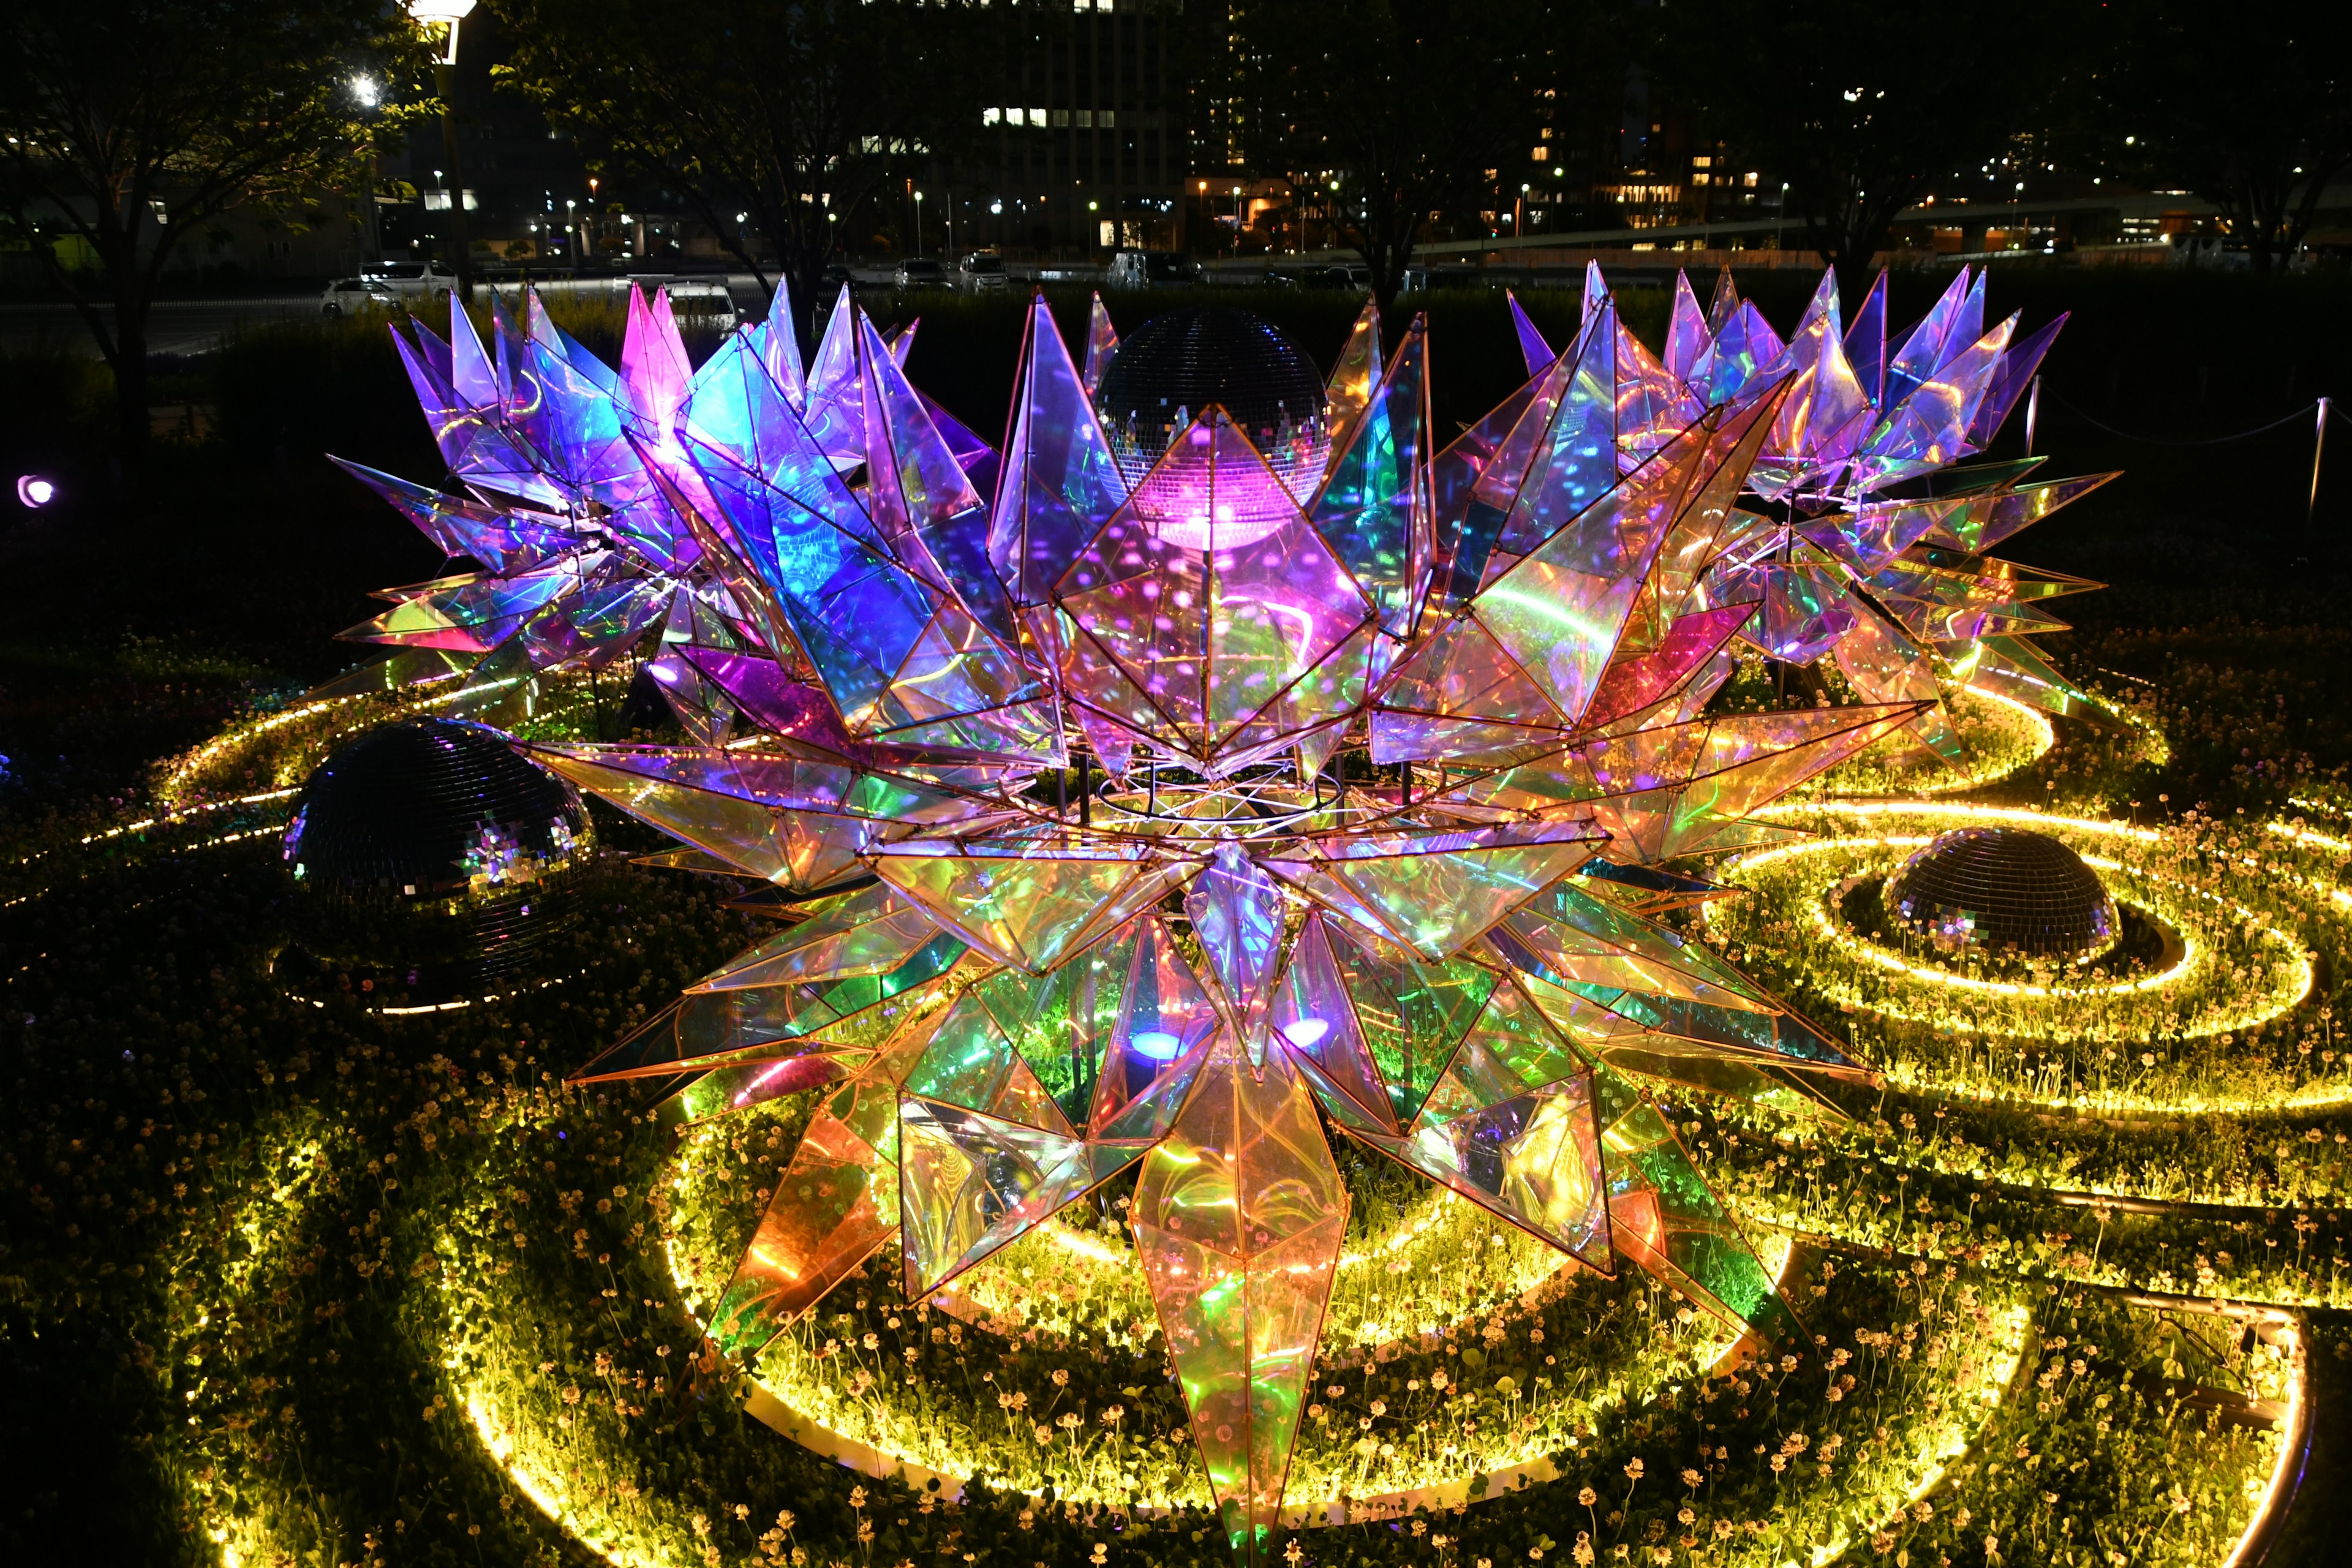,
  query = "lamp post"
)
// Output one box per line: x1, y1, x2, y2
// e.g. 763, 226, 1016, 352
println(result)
410, 0, 477, 302
351, 78, 385, 270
